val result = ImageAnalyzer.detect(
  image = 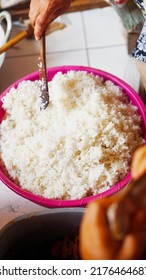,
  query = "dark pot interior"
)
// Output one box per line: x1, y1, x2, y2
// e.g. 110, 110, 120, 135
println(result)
0, 208, 84, 260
